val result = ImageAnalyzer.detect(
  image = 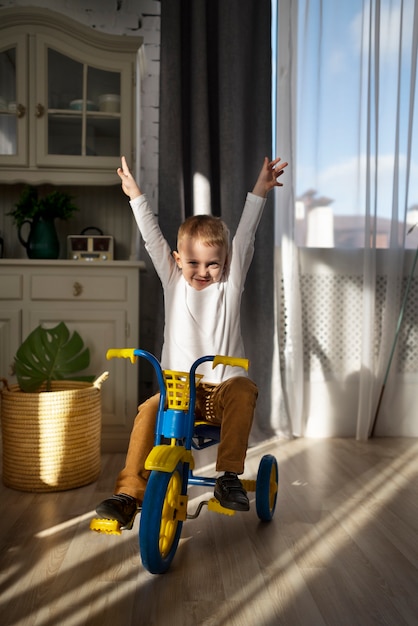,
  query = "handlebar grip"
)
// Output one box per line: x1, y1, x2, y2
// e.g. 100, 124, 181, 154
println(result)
212, 355, 249, 371
106, 348, 137, 364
